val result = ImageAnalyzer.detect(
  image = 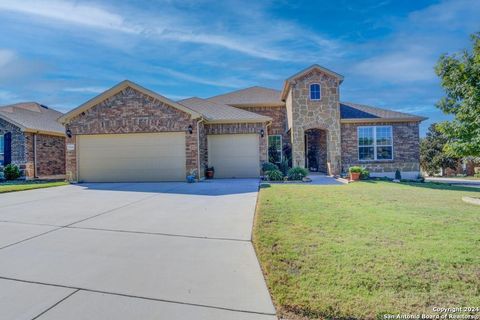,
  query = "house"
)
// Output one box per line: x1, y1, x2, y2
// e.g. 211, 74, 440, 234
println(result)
59, 64, 426, 182
0, 102, 66, 179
